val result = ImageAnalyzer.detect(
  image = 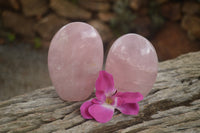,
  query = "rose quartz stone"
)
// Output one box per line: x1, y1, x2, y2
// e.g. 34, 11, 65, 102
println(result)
105, 34, 158, 97
48, 22, 103, 101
